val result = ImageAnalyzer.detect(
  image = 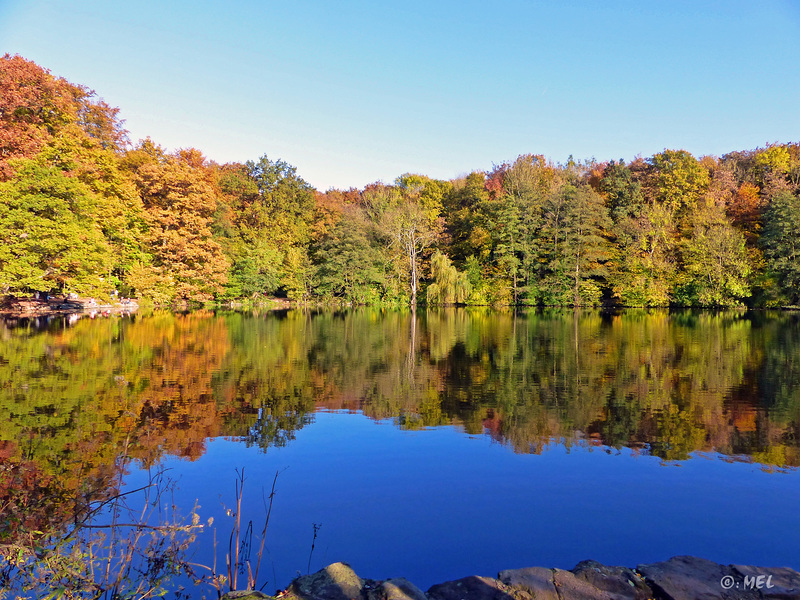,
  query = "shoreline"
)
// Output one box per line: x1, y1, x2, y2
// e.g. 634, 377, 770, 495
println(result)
0, 295, 139, 318
3, 294, 800, 317
225, 557, 800, 600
